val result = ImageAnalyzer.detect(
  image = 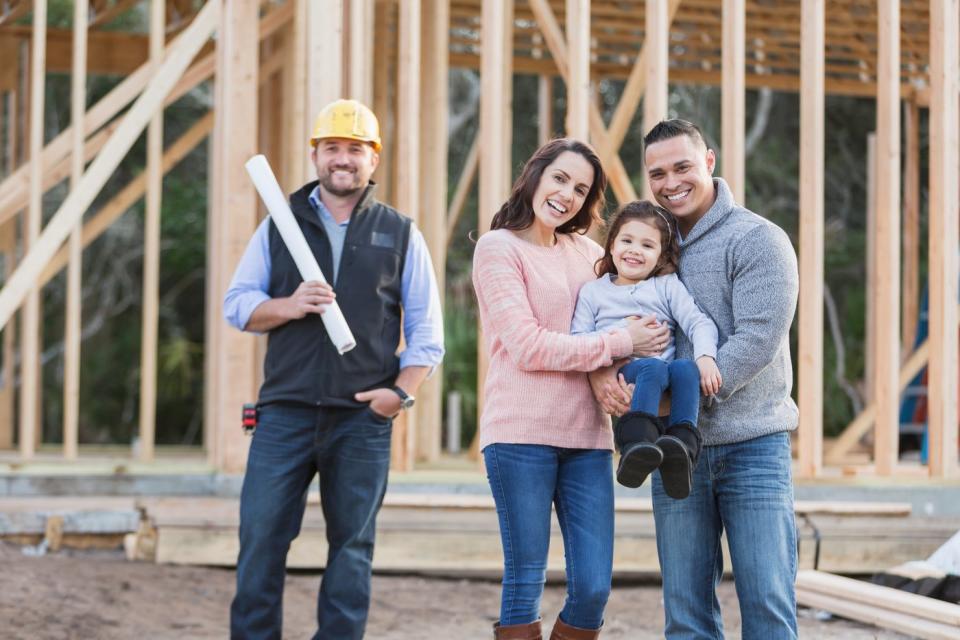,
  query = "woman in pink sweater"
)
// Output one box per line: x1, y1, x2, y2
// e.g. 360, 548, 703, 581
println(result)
473, 139, 667, 640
